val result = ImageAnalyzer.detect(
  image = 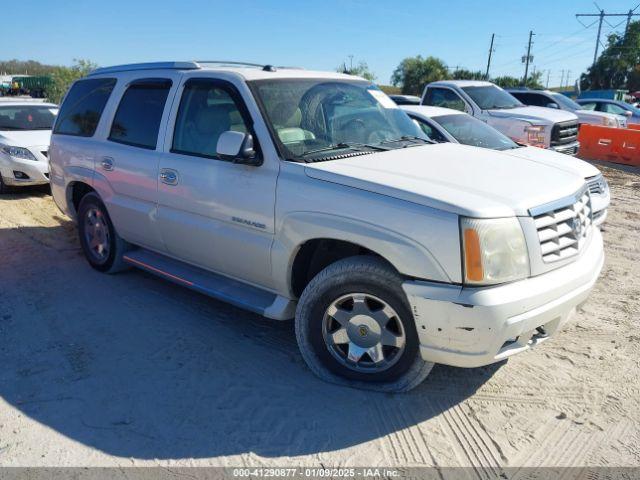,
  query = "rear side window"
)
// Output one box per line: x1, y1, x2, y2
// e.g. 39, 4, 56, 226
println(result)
423, 88, 466, 111
54, 78, 116, 137
109, 79, 172, 149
